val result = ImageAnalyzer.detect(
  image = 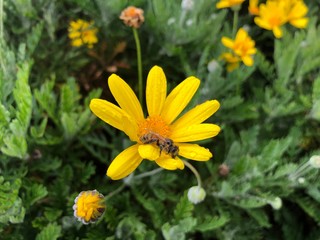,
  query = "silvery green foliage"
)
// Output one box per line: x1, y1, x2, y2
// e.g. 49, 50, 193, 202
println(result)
1, 0, 320, 239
